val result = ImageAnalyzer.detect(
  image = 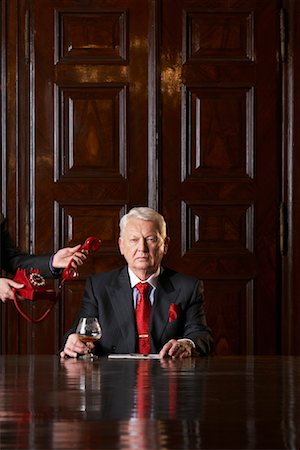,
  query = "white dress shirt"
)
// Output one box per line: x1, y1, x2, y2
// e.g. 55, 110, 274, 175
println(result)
128, 267, 160, 308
